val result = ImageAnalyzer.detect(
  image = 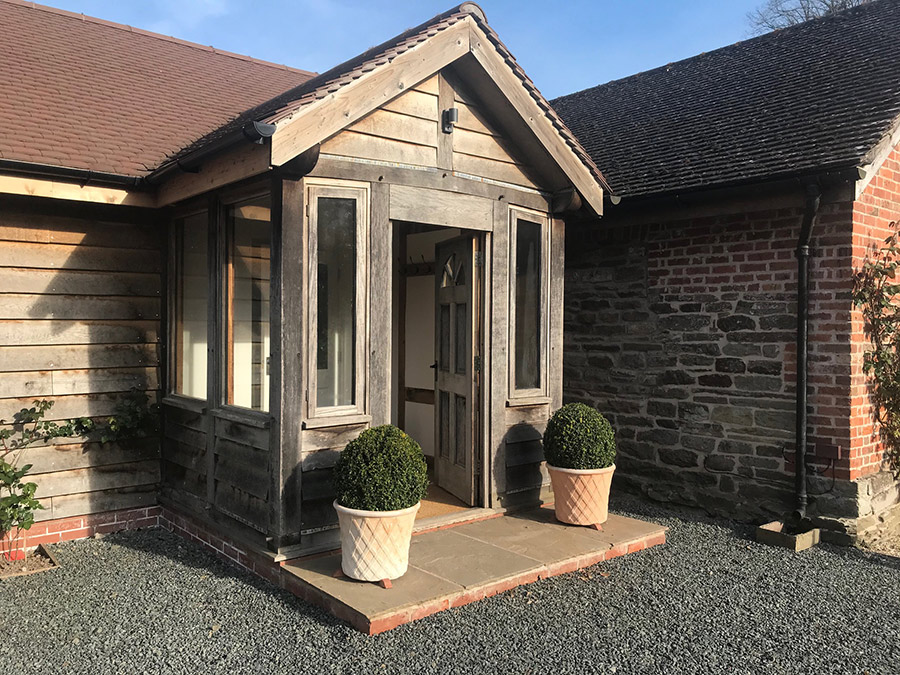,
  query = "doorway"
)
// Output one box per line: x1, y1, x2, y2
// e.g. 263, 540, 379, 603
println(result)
391, 222, 484, 514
